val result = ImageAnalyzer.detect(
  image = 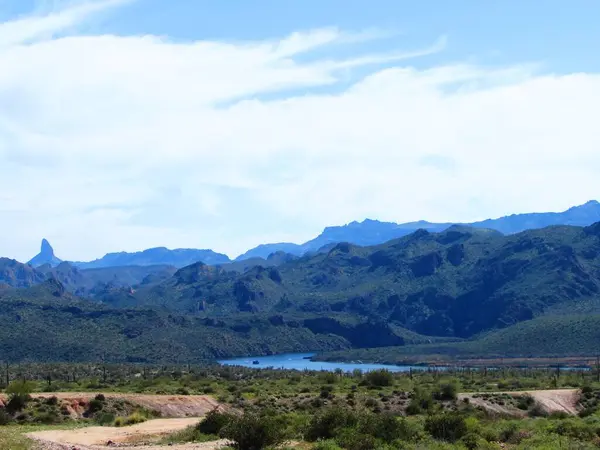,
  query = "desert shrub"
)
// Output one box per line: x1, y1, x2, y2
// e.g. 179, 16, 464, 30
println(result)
220, 412, 287, 450
0, 409, 12, 425
320, 385, 335, 399
516, 395, 535, 411
113, 416, 124, 427
434, 383, 458, 401
460, 432, 483, 450
425, 413, 468, 442
313, 439, 343, 450
35, 411, 61, 424
335, 428, 377, 450
125, 412, 148, 425
305, 407, 359, 441
527, 402, 548, 418
95, 412, 116, 425
5, 381, 33, 414
358, 412, 407, 444
552, 419, 597, 441
321, 372, 338, 384
197, 409, 234, 435
406, 389, 434, 415
45, 396, 58, 406
364, 370, 394, 388
86, 398, 104, 416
